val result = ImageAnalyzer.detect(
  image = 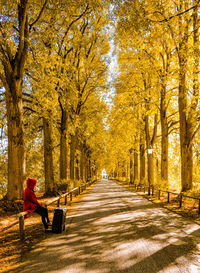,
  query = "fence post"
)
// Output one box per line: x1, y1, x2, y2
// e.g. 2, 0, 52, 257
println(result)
70, 192, 72, 201
19, 215, 25, 241
148, 186, 150, 195
158, 190, 160, 200
57, 198, 60, 207
179, 194, 182, 208
79, 187, 81, 195
167, 192, 170, 203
